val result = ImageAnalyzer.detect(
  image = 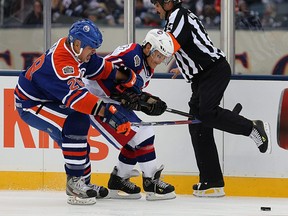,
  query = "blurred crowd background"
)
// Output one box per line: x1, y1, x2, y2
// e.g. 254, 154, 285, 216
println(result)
1, 0, 288, 29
